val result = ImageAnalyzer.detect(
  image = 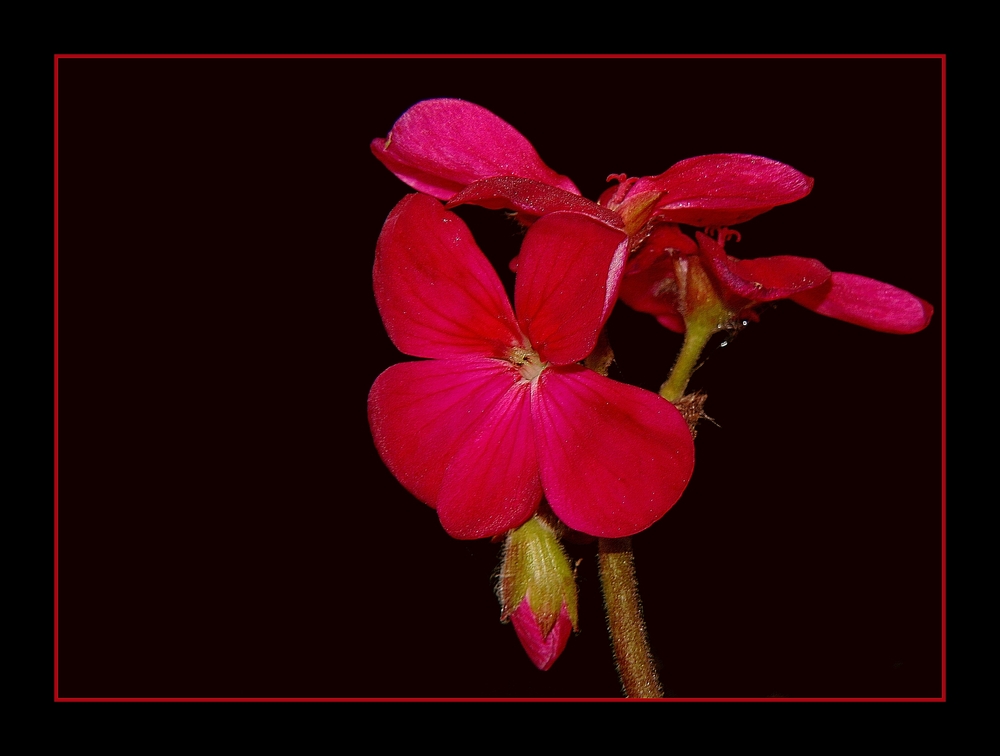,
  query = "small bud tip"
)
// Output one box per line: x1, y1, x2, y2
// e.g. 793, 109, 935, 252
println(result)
510, 600, 573, 671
